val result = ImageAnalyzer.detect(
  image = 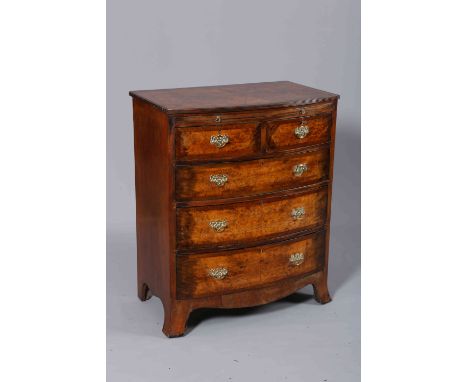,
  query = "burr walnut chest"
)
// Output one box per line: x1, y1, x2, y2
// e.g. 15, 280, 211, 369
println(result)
130, 81, 339, 337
